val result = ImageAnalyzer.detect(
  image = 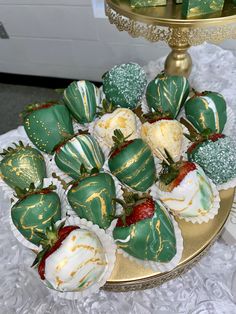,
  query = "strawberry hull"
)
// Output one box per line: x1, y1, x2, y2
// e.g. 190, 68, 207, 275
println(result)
11, 192, 61, 246
108, 139, 156, 192
0, 145, 46, 190
54, 134, 105, 180
67, 173, 116, 229
23, 103, 74, 154
113, 201, 176, 262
